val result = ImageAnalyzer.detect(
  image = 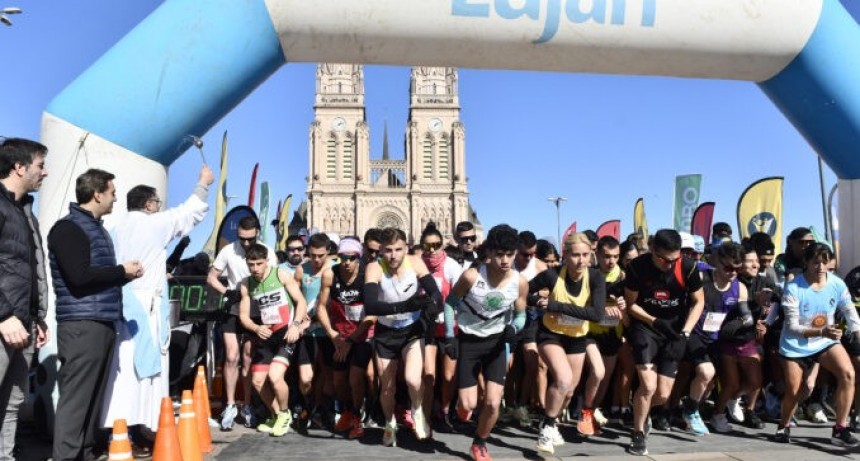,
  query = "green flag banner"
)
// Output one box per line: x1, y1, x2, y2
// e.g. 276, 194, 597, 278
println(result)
674, 174, 702, 232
